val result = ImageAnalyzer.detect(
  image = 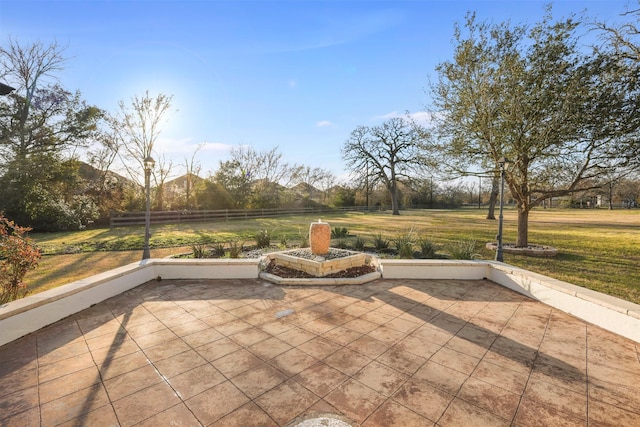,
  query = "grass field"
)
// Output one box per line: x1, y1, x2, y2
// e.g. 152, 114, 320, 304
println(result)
23, 208, 640, 304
